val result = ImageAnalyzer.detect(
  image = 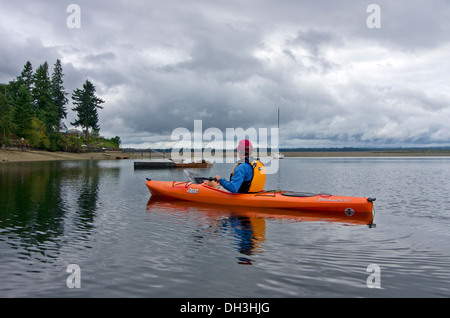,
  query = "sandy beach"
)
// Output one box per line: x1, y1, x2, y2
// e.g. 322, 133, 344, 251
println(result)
2, 148, 450, 163
0, 148, 143, 163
